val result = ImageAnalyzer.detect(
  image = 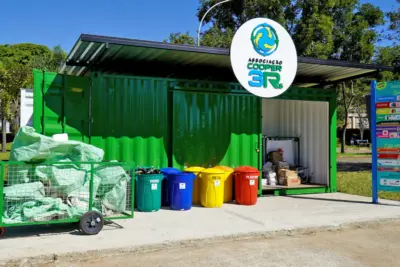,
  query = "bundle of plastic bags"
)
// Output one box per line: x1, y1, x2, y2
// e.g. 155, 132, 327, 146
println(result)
10, 126, 104, 163
2, 126, 130, 223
